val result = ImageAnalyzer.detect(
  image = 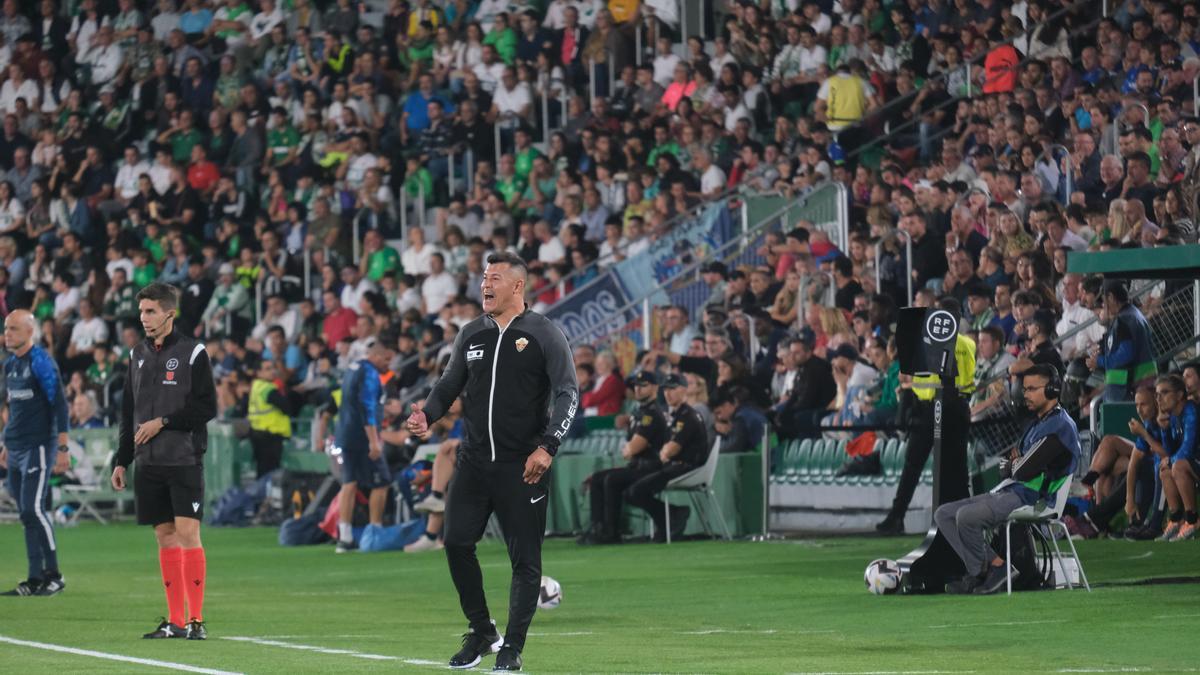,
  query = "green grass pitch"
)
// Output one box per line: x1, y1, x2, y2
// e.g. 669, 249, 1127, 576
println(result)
0, 523, 1197, 673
